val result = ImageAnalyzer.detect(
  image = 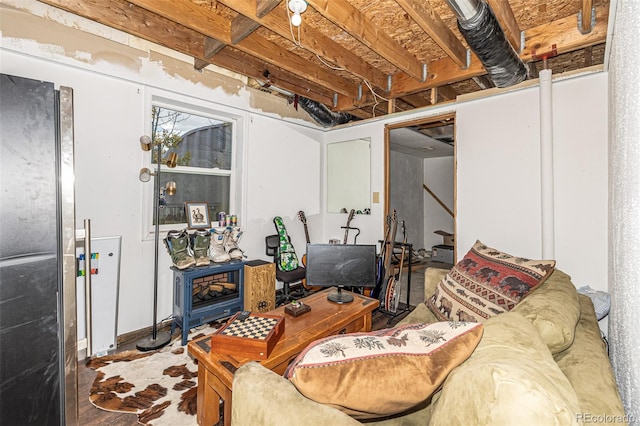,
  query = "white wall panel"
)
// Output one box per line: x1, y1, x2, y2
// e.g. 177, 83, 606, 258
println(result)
456, 88, 543, 259
423, 156, 455, 251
